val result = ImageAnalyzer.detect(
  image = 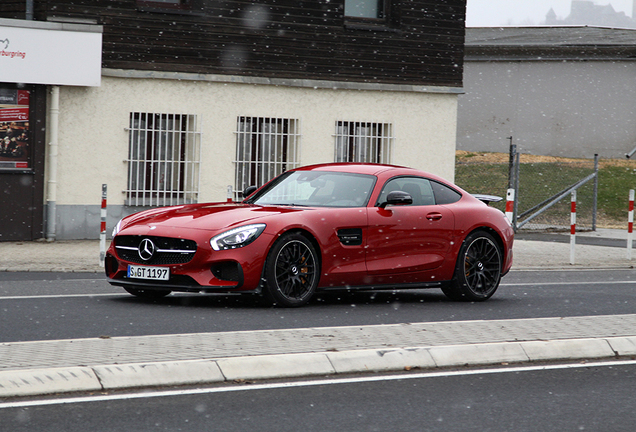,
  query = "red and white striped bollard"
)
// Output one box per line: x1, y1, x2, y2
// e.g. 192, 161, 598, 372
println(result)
99, 184, 107, 267
628, 189, 634, 260
505, 188, 515, 225
570, 190, 576, 265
